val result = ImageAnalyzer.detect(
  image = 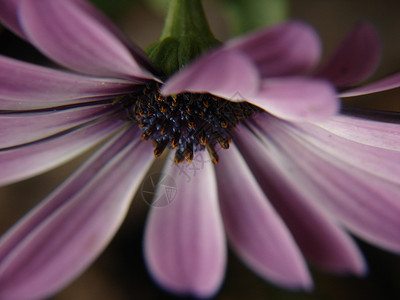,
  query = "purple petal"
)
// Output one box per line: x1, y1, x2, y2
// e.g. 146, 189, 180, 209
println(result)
215, 146, 313, 288
0, 0, 25, 38
0, 55, 135, 110
315, 23, 381, 87
233, 122, 366, 274
0, 105, 117, 148
0, 127, 142, 263
226, 21, 321, 77
254, 114, 400, 253
314, 115, 400, 151
20, 0, 154, 79
0, 115, 126, 187
340, 72, 400, 97
0, 127, 154, 300
65, 0, 156, 74
161, 49, 259, 100
291, 120, 400, 183
144, 157, 226, 298
247, 77, 339, 121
